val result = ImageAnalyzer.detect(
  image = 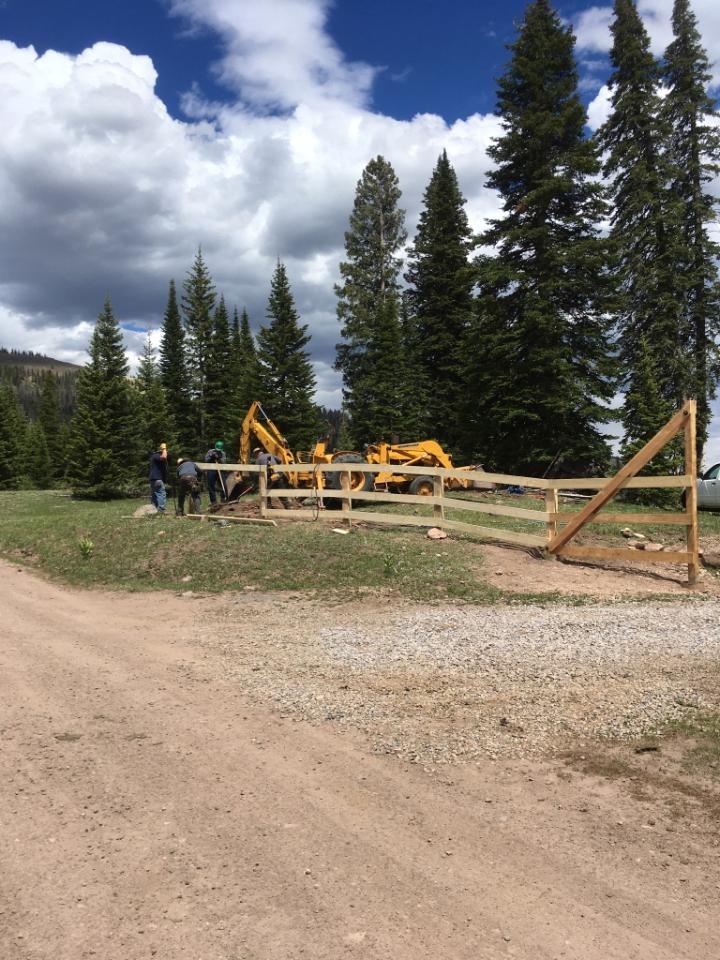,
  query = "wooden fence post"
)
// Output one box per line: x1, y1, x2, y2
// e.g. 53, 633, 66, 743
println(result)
341, 469, 351, 527
684, 399, 699, 585
259, 466, 268, 518
545, 487, 558, 545
433, 474, 444, 525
